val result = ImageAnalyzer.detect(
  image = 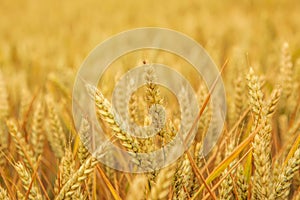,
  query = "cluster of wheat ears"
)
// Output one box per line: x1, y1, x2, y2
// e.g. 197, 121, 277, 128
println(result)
0, 40, 299, 200
1, 0, 300, 199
